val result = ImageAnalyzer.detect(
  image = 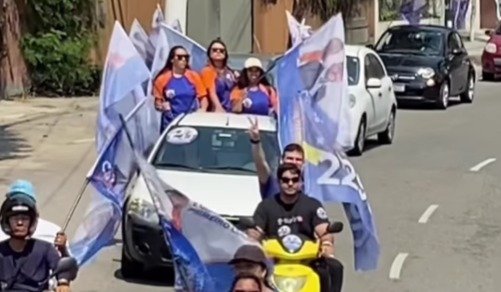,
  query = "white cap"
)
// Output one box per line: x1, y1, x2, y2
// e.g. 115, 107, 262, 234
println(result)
244, 57, 263, 69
